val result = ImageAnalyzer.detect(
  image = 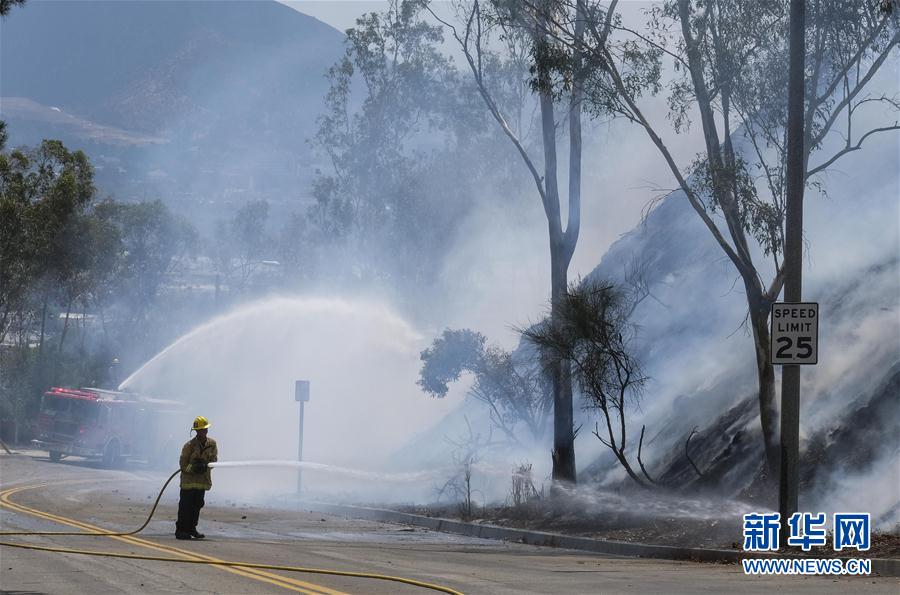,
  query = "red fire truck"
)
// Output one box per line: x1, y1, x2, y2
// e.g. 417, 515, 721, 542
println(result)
32, 387, 185, 468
